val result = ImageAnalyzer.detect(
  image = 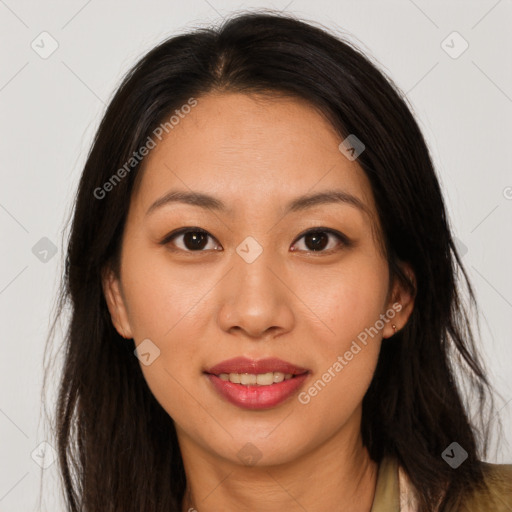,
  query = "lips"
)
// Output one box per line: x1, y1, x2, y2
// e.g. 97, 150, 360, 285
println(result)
204, 356, 310, 376
203, 357, 311, 410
